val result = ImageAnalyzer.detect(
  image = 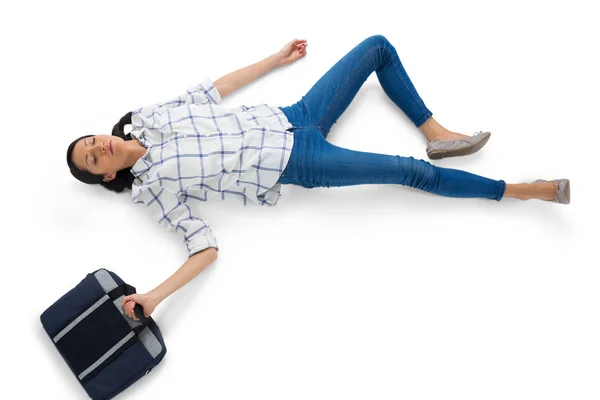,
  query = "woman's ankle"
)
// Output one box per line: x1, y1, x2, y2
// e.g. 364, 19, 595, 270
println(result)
504, 183, 557, 201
